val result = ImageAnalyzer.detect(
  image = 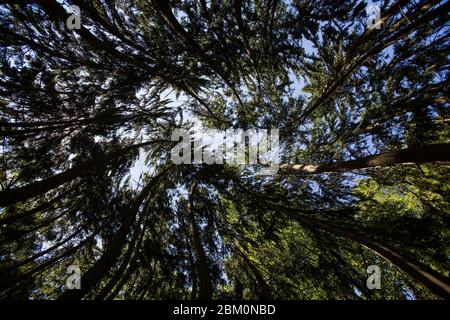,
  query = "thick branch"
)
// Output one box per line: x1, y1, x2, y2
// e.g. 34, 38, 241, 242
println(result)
280, 144, 450, 174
